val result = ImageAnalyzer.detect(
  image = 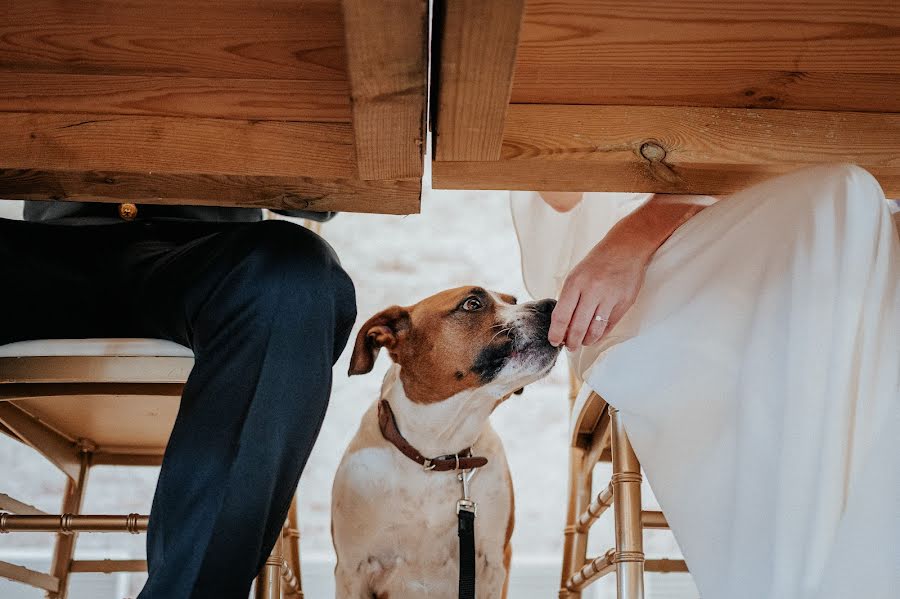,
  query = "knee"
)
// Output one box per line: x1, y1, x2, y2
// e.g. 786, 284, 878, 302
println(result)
804, 164, 886, 214
229, 220, 357, 329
